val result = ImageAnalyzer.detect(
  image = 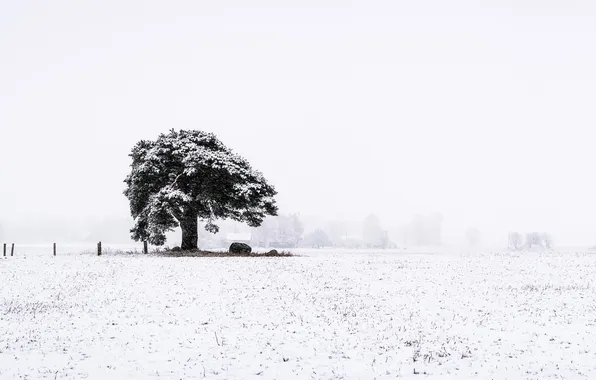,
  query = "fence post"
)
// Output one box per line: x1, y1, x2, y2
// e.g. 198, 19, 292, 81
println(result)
97, 241, 102, 256
53, 243, 56, 256
143, 241, 148, 254
10, 243, 14, 257
2, 243, 5, 257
